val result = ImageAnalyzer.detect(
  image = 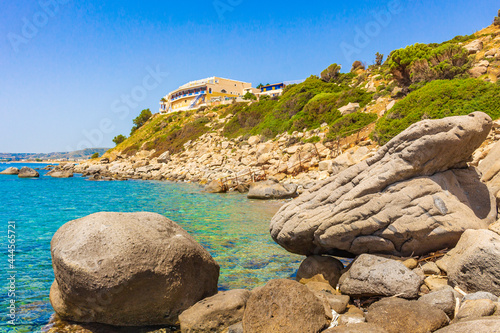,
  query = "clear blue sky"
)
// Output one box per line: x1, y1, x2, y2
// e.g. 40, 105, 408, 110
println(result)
0, 0, 498, 153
